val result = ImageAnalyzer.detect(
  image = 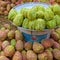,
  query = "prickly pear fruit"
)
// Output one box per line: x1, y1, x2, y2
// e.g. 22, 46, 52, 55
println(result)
53, 41, 60, 50
15, 40, 23, 51
2, 41, 9, 50
11, 39, 16, 46
0, 56, 10, 60
0, 30, 7, 41
24, 42, 32, 50
0, 51, 5, 56
33, 42, 44, 53
3, 24, 11, 30
38, 52, 48, 60
12, 51, 23, 60
15, 30, 23, 41
41, 39, 53, 48
27, 50, 37, 60
51, 31, 60, 41
46, 50, 53, 60
53, 48, 60, 60
8, 30, 15, 39
22, 50, 27, 60
4, 45, 15, 57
